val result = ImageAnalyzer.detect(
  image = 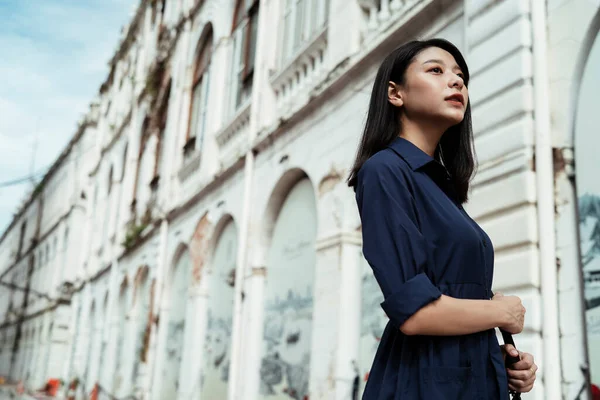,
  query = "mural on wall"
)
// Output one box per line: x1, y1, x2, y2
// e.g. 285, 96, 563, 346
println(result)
359, 253, 387, 397
200, 220, 237, 399
575, 26, 600, 393
161, 250, 191, 399
260, 179, 317, 400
